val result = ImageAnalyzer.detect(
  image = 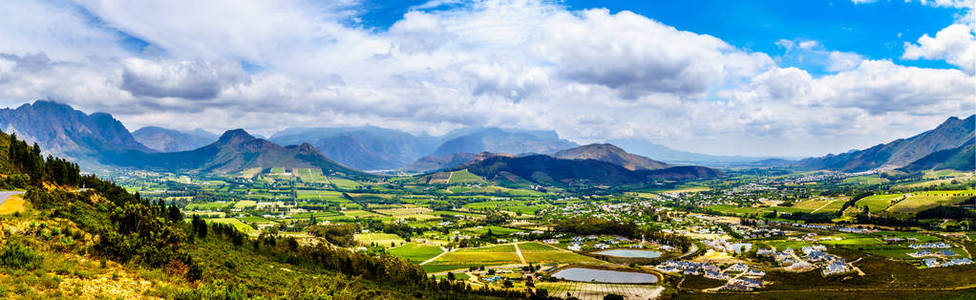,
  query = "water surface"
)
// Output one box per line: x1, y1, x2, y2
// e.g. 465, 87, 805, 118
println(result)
552, 267, 658, 284
594, 249, 662, 258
